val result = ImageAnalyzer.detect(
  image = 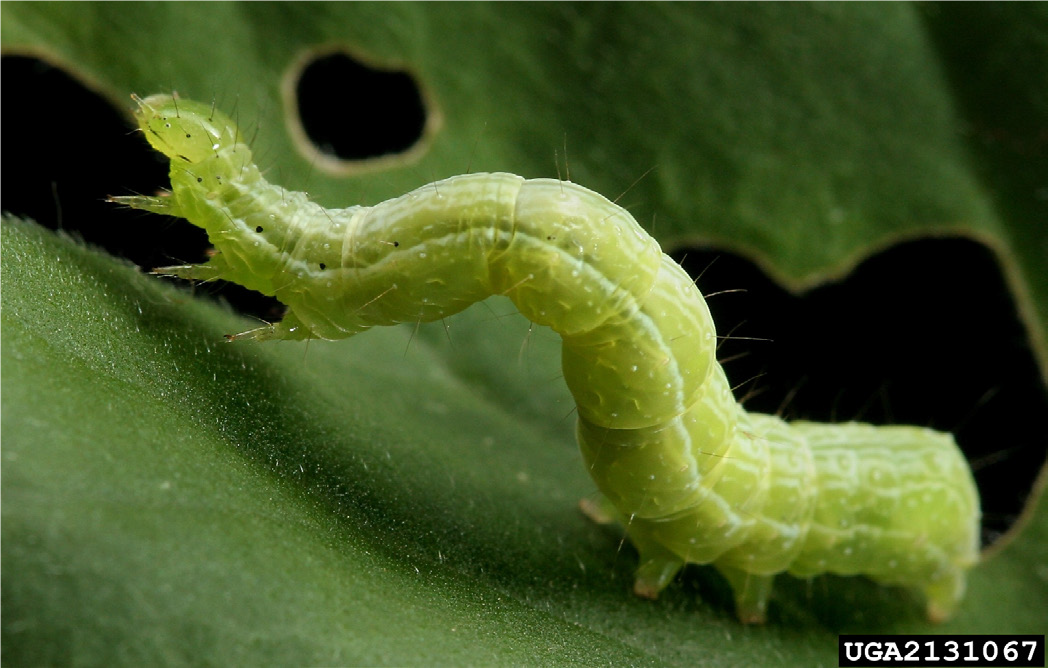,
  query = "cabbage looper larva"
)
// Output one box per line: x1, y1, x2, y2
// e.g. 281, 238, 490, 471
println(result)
111, 93, 980, 623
